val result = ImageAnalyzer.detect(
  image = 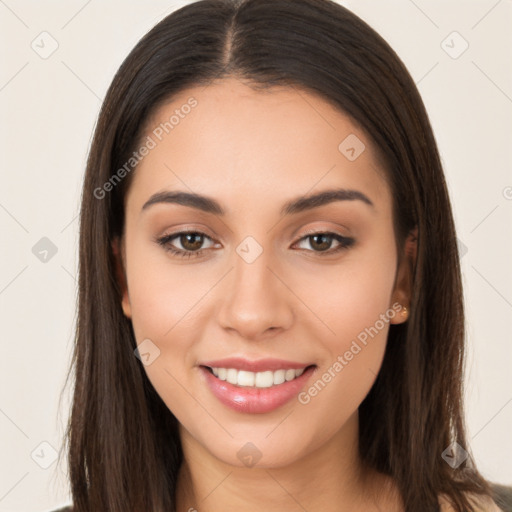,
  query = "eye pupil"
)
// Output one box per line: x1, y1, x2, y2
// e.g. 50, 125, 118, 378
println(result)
311, 234, 331, 251
181, 233, 204, 251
